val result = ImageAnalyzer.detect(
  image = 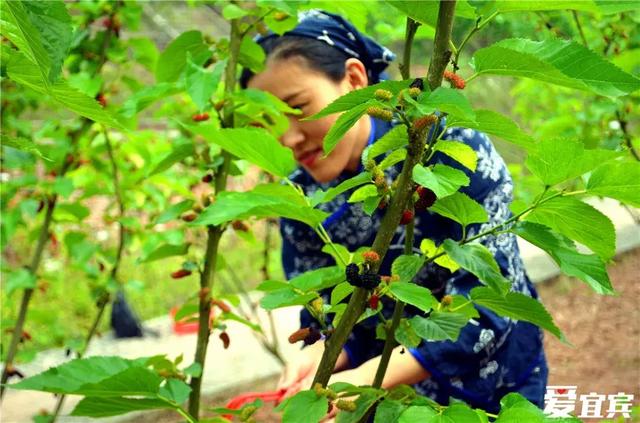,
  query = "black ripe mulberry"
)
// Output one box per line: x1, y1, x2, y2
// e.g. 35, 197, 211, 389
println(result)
360, 272, 382, 290
346, 263, 362, 287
